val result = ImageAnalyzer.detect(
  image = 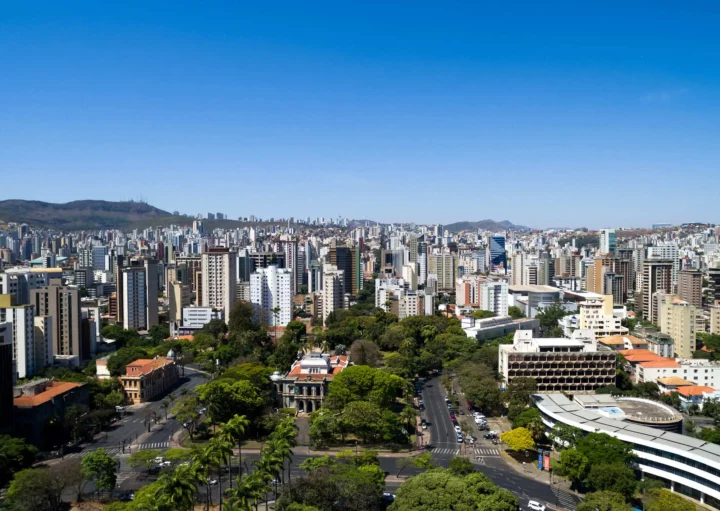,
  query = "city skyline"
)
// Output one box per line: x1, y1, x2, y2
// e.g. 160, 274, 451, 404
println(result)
2, 3, 720, 226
